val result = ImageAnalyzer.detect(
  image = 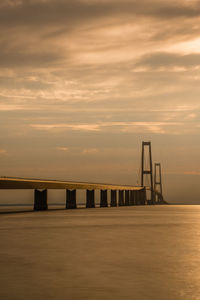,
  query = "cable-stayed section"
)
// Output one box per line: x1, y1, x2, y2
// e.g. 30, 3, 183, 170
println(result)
141, 141, 154, 204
